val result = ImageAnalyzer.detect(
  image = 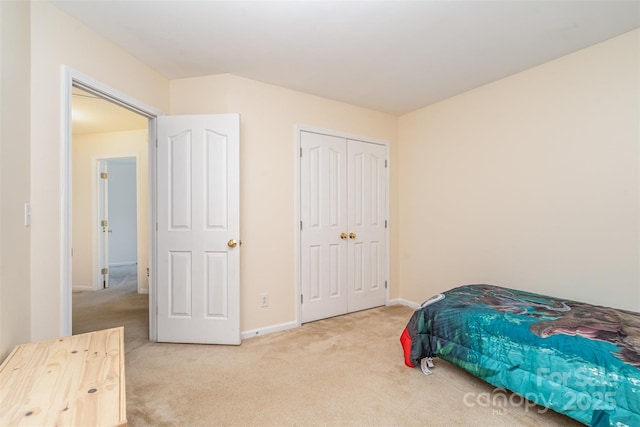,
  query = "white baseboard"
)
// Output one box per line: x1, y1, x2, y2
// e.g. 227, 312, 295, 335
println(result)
240, 299, 423, 341
241, 320, 299, 340
240, 301, 422, 341
138, 289, 149, 295
388, 298, 420, 310
72, 285, 94, 292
